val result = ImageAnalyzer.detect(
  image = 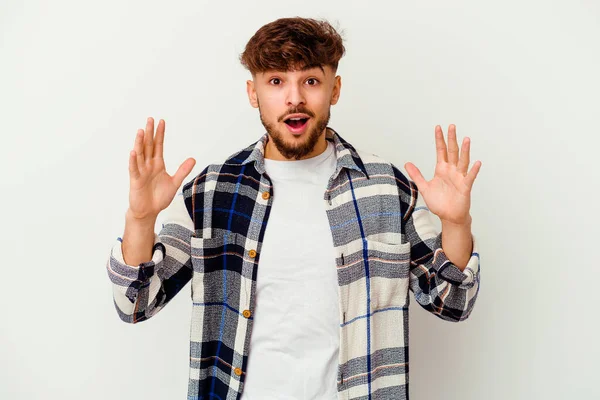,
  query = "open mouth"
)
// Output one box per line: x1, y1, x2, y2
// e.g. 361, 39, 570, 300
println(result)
283, 116, 310, 133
